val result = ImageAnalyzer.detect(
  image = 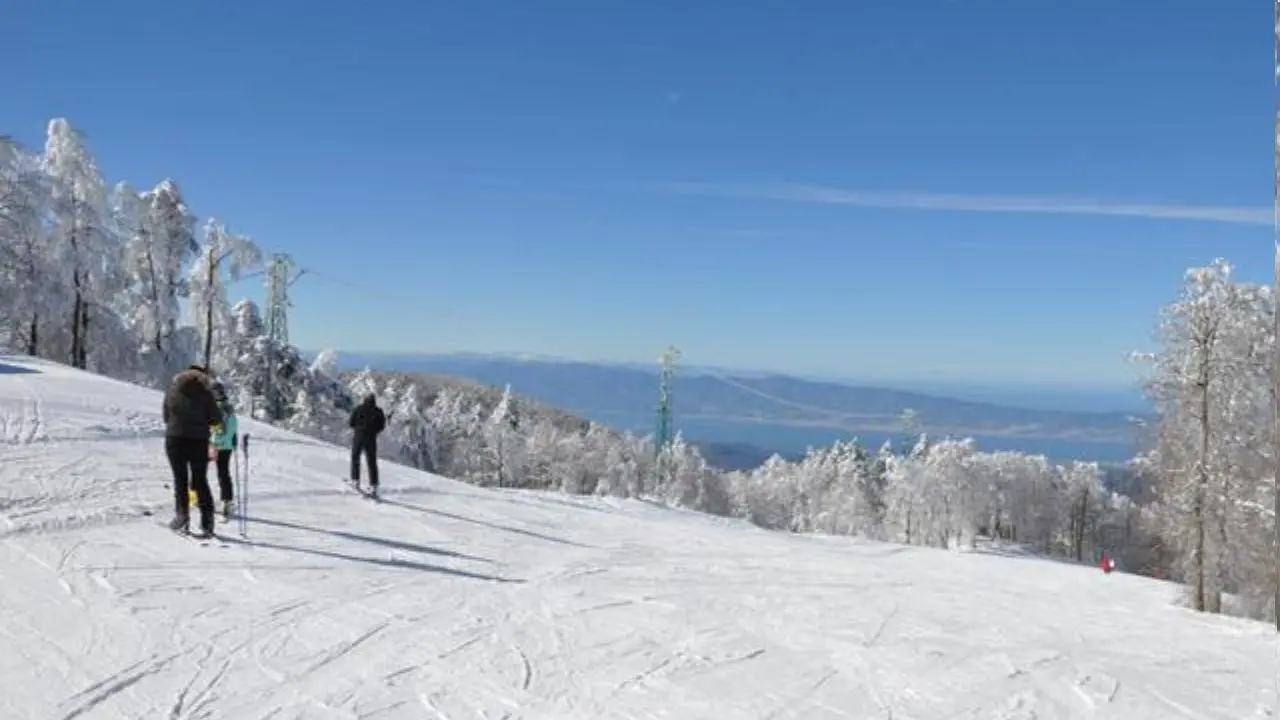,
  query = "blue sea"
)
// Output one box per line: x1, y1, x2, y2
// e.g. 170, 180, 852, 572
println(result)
668, 418, 1136, 465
